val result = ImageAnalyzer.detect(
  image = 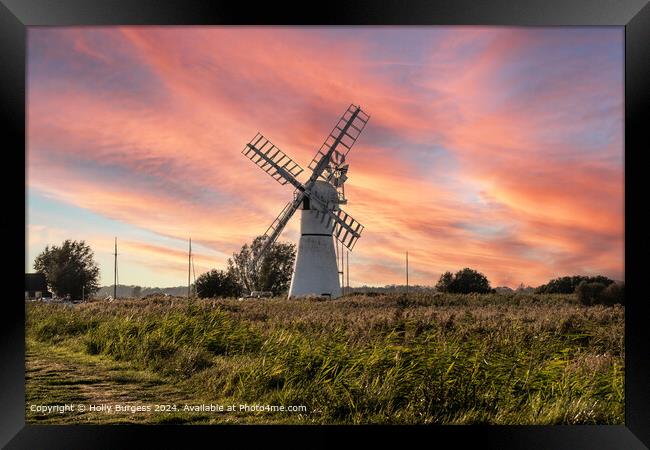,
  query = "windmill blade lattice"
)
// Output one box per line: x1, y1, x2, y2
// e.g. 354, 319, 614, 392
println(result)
308, 104, 370, 182
242, 133, 304, 189
239, 104, 370, 296
310, 203, 364, 251
252, 191, 304, 267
